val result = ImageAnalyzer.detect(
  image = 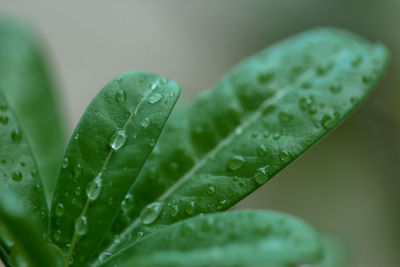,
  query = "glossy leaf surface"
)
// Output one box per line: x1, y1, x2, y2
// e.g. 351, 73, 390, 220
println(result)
0, 89, 48, 229
100, 28, 389, 256
0, 18, 65, 202
0, 192, 57, 267
49, 72, 180, 266
100, 210, 322, 267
